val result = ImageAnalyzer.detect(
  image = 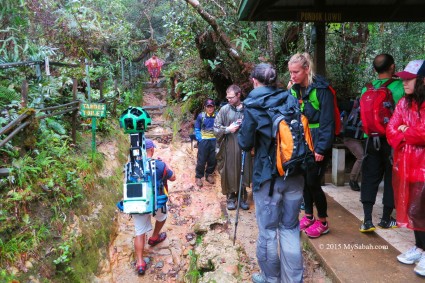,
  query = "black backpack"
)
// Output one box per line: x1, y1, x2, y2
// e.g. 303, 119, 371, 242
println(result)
342, 98, 364, 140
